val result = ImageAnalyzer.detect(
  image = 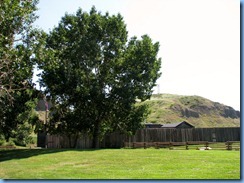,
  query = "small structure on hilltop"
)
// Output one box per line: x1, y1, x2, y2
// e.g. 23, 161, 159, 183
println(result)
144, 121, 194, 129
161, 121, 194, 128
145, 123, 163, 128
